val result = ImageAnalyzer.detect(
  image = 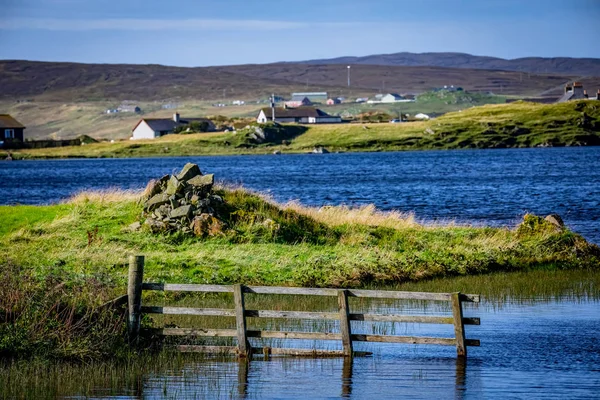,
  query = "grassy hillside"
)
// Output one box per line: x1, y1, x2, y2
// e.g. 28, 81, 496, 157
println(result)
5, 100, 599, 159
1, 186, 599, 359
